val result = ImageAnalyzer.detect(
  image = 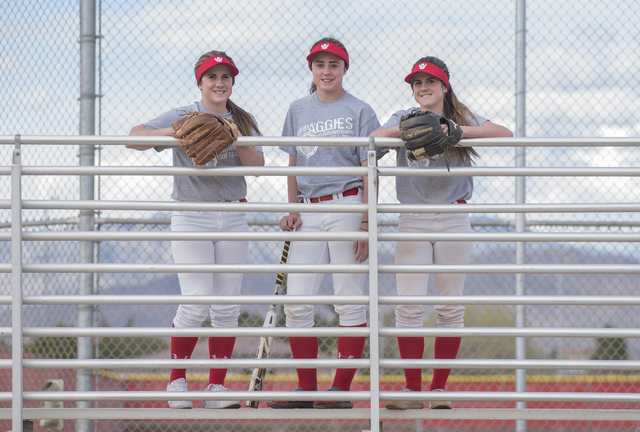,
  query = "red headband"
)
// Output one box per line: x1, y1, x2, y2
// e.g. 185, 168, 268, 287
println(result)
306, 42, 349, 70
196, 56, 239, 85
404, 62, 449, 88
